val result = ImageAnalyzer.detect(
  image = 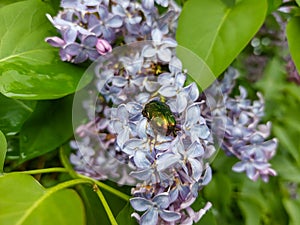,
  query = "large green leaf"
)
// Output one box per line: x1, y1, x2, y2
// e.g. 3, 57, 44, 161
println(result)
0, 173, 85, 225
296, 0, 300, 6
176, 0, 267, 79
0, 131, 7, 173
0, 0, 86, 100
0, 94, 36, 135
19, 95, 74, 162
287, 16, 300, 74
176, 46, 216, 90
